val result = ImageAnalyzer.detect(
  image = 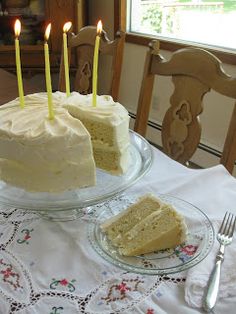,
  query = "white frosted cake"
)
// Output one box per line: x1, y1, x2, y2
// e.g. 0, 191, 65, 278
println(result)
101, 194, 187, 256
0, 92, 130, 192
